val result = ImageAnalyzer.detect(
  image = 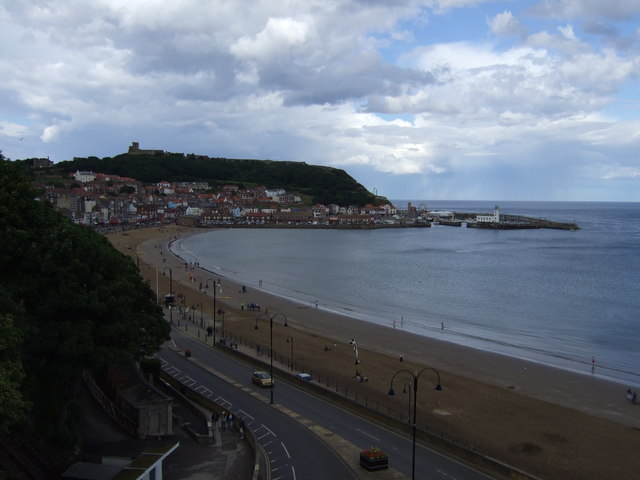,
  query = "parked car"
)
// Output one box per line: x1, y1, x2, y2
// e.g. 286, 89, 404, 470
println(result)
296, 373, 313, 382
252, 371, 273, 387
